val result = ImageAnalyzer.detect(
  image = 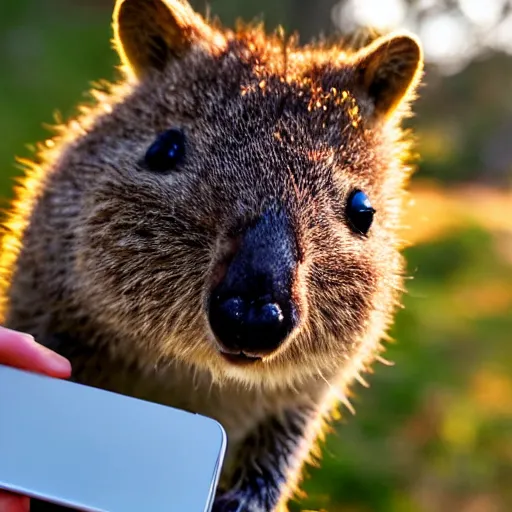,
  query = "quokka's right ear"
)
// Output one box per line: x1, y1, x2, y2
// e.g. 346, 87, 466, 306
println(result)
353, 32, 423, 121
113, 0, 226, 78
